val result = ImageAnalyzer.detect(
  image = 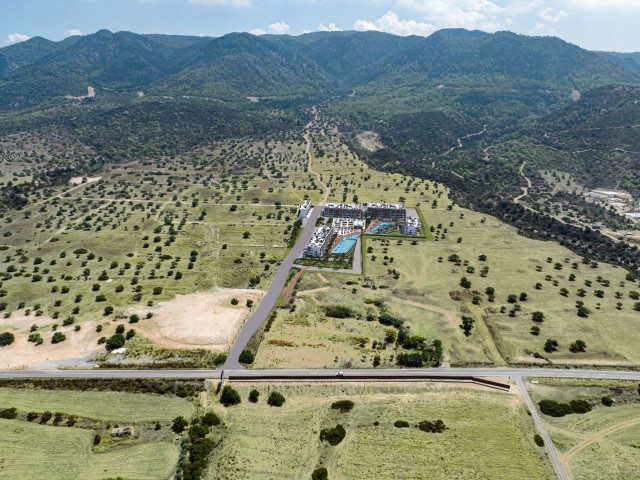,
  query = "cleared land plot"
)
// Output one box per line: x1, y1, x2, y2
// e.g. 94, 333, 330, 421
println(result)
528, 378, 640, 480
207, 383, 553, 480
